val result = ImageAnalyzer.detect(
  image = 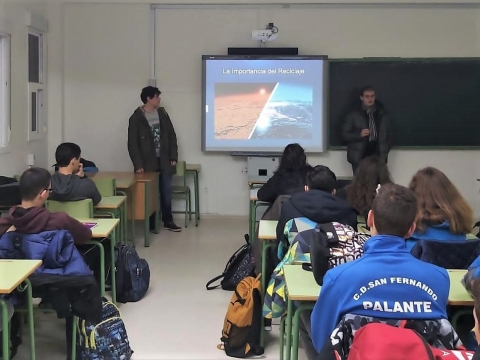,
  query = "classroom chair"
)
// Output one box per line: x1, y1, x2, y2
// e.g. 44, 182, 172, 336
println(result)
172, 160, 191, 228
44, 199, 106, 296
411, 239, 480, 270
46, 199, 94, 219
92, 177, 116, 197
